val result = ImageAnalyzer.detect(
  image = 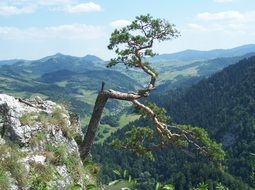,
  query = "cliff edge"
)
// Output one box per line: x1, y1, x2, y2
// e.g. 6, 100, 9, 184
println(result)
0, 94, 93, 190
